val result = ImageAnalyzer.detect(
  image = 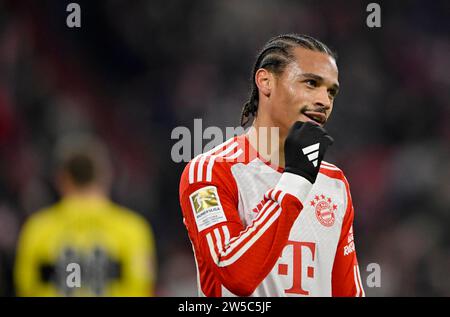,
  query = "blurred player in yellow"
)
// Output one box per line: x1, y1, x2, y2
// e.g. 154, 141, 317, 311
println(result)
14, 134, 156, 296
